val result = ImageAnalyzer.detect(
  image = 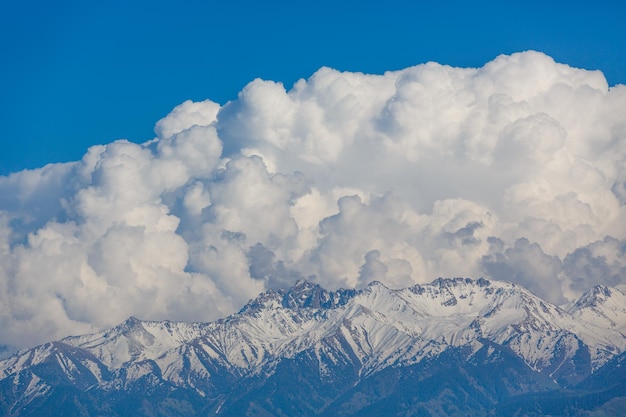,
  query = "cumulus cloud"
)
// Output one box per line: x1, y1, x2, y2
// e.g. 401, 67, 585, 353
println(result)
1, 51, 625, 348
481, 237, 565, 304
563, 237, 626, 294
